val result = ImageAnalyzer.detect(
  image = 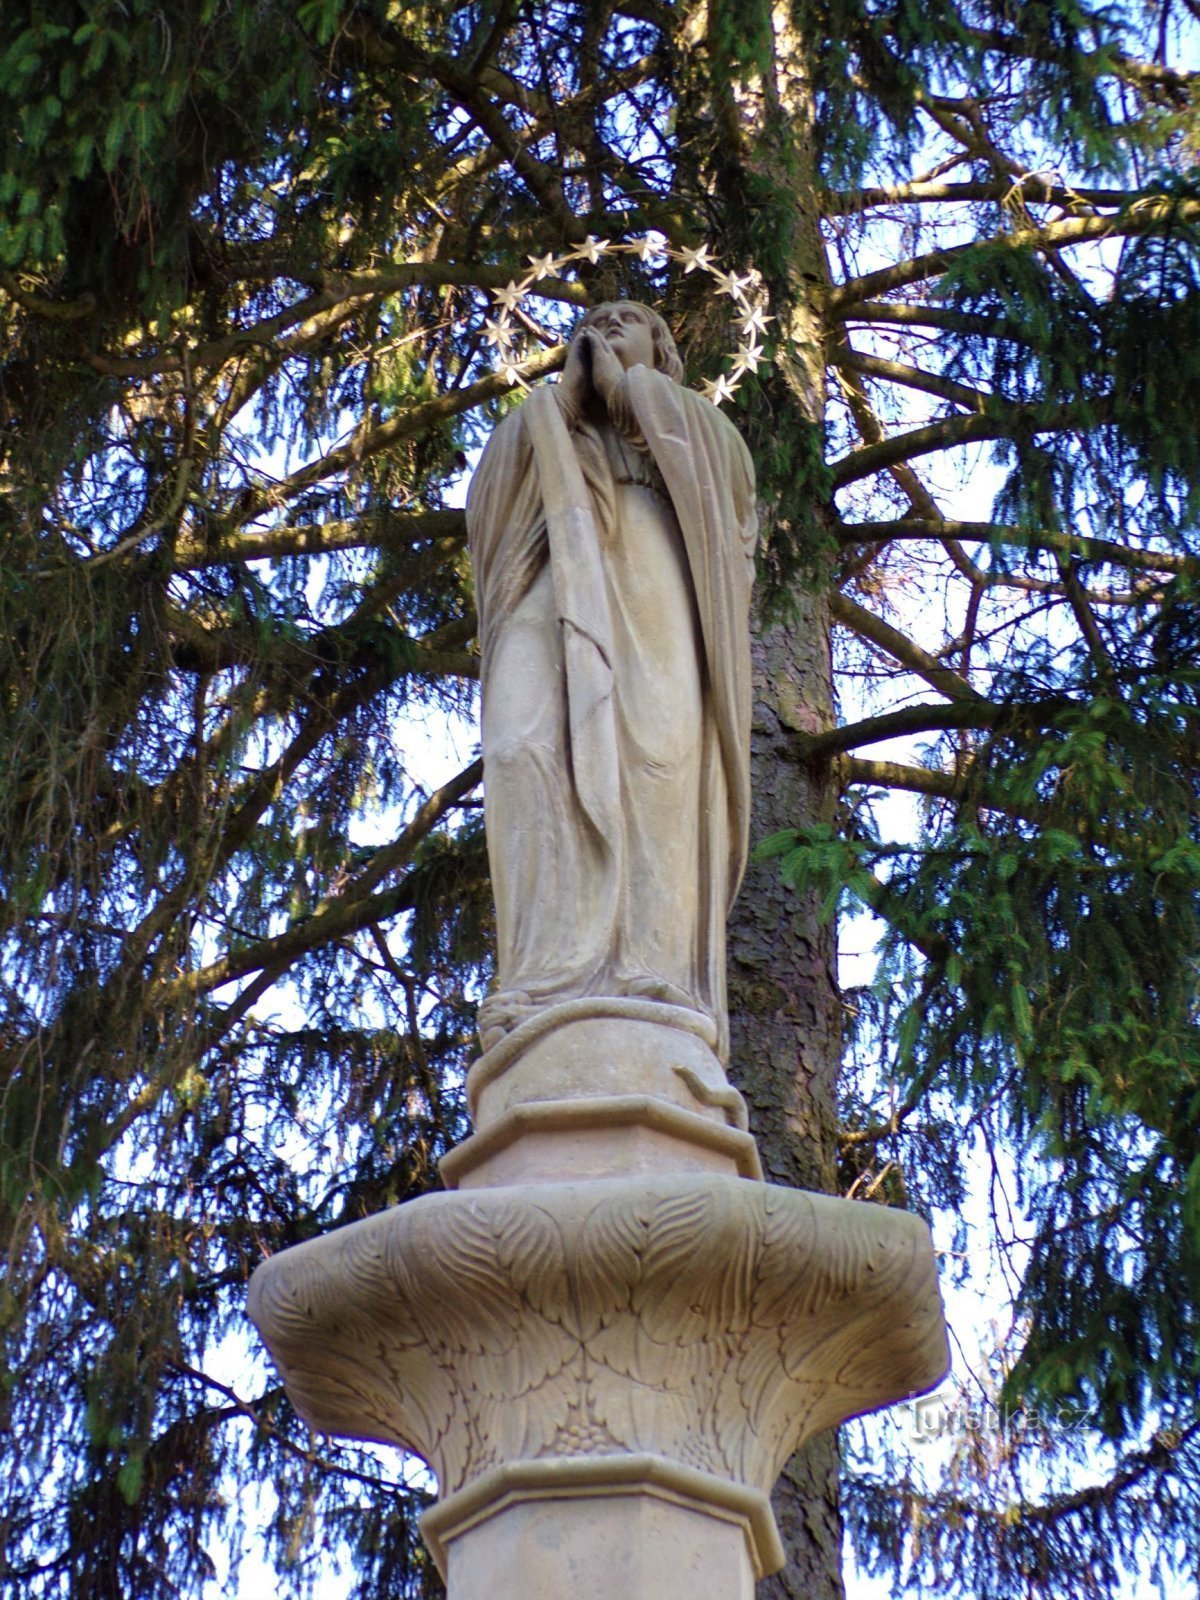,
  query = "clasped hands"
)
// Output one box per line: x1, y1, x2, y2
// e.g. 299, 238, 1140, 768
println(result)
559, 327, 626, 416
